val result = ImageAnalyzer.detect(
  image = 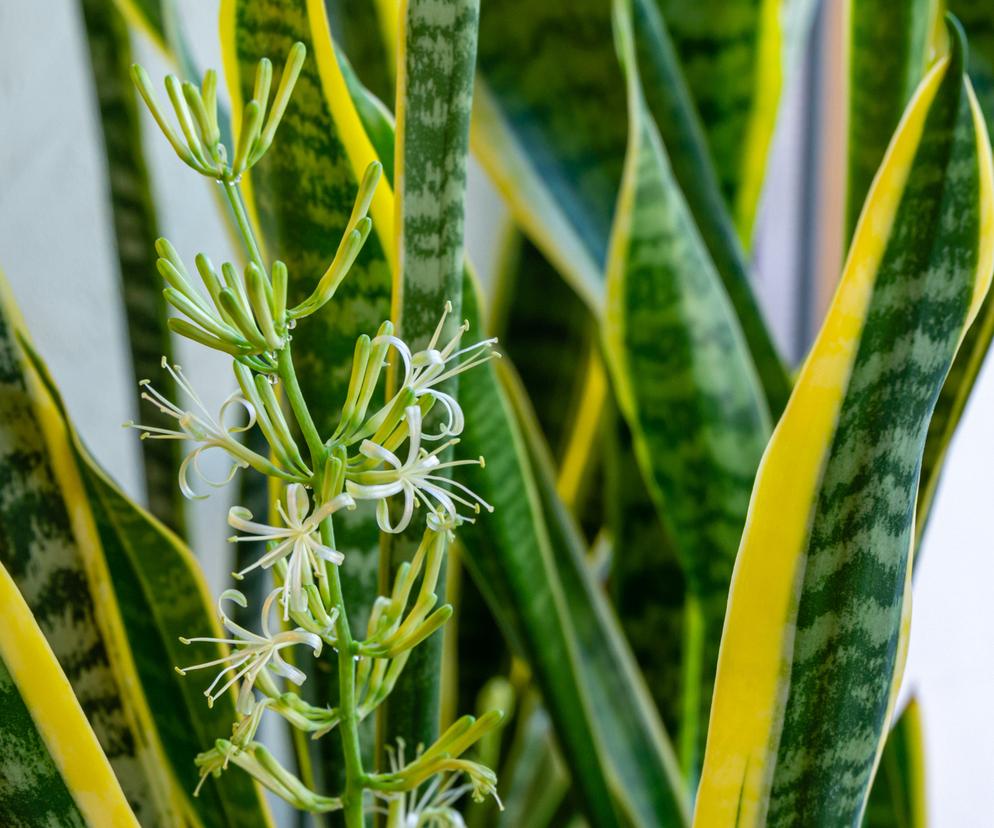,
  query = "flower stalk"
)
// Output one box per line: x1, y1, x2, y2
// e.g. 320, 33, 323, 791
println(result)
129, 43, 503, 827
